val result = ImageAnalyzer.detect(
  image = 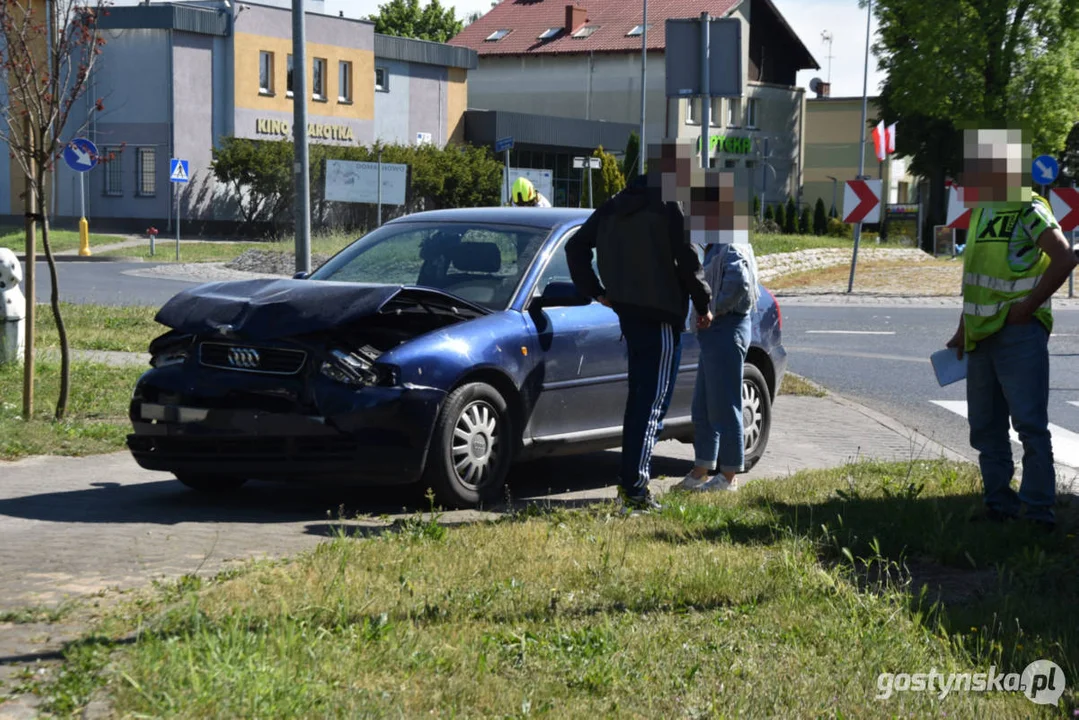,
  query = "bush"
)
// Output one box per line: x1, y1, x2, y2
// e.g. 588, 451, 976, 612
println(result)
764, 204, 775, 222
827, 217, 853, 238
813, 198, 828, 236
752, 195, 761, 218
784, 197, 798, 234
582, 145, 625, 208
798, 206, 811, 234
773, 202, 786, 231
754, 218, 782, 235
